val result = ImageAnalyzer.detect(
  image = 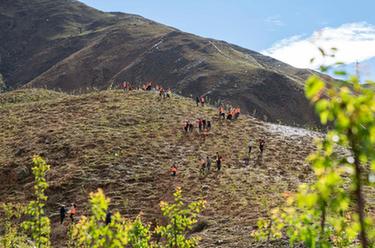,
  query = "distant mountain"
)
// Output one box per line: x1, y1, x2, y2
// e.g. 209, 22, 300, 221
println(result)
0, 0, 320, 126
